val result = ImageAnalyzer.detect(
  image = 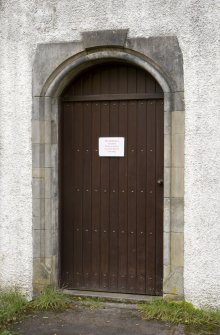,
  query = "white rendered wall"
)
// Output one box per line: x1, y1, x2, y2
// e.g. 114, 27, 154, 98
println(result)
0, 0, 219, 306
